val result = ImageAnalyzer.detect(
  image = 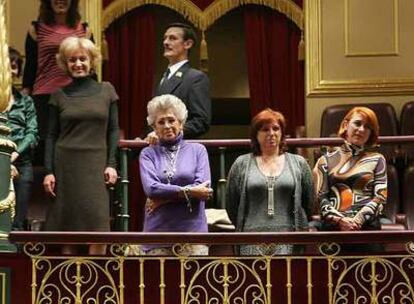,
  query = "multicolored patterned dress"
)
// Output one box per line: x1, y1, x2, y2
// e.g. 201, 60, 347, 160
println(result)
314, 142, 387, 227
